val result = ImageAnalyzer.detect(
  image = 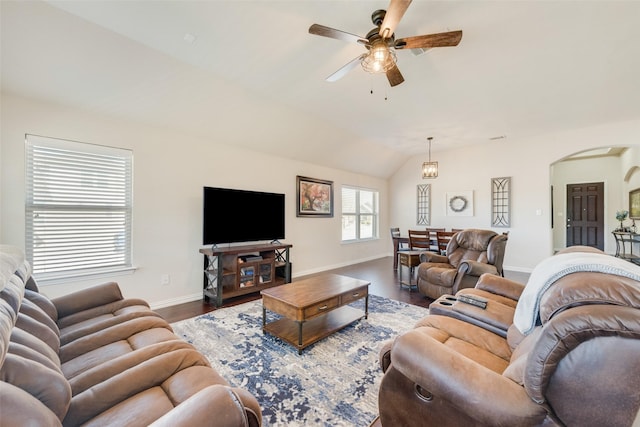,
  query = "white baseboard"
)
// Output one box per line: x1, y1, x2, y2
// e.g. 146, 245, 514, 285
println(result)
292, 254, 387, 278
150, 292, 202, 310
503, 265, 534, 274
